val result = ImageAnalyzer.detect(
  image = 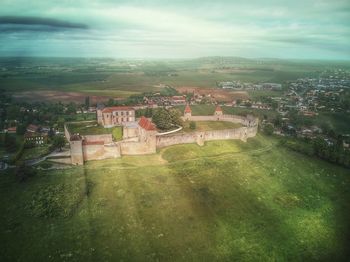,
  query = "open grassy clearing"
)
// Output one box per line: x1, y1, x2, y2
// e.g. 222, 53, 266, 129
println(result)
68, 122, 123, 140
182, 121, 242, 132
0, 135, 349, 261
